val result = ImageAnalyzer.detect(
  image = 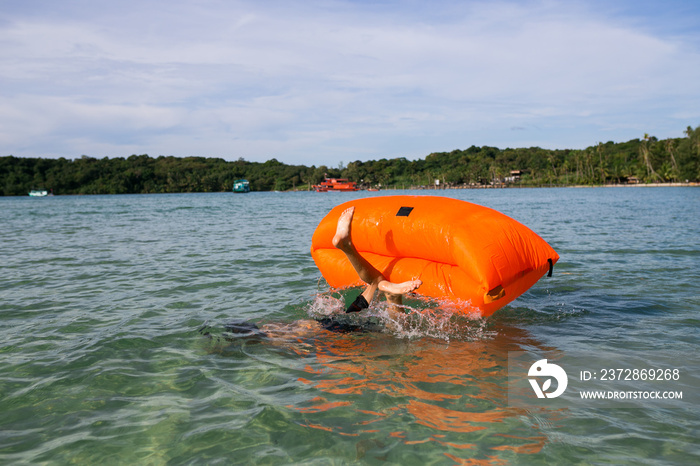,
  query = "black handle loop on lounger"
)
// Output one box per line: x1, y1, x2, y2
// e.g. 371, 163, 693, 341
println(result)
547, 258, 553, 277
